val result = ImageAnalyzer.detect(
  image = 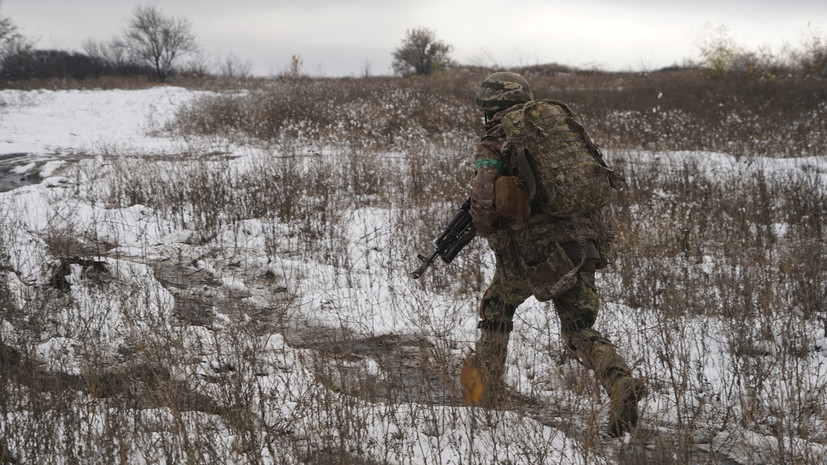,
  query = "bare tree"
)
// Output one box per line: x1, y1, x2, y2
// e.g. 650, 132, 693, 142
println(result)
119, 5, 198, 81
392, 28, 455, 76
0, 8, 13, 46
0, 2, 30, 61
